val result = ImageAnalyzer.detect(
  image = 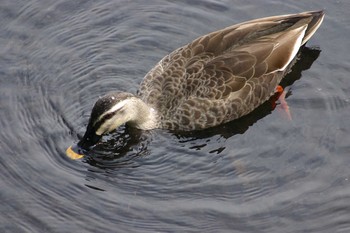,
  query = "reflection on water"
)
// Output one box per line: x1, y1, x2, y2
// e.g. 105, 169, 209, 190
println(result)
1, 0, 350, 232
85, 126, 151, 168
